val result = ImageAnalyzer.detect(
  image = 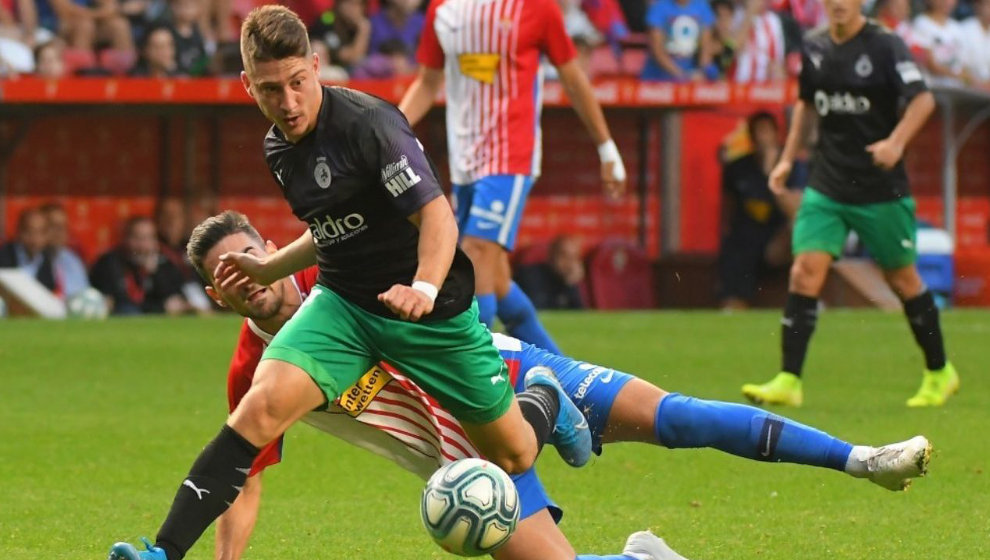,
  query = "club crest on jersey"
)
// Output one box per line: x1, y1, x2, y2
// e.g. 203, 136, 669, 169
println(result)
855, 54, 873, 77
381, 155, 423, 197
314, 156, 332, 189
